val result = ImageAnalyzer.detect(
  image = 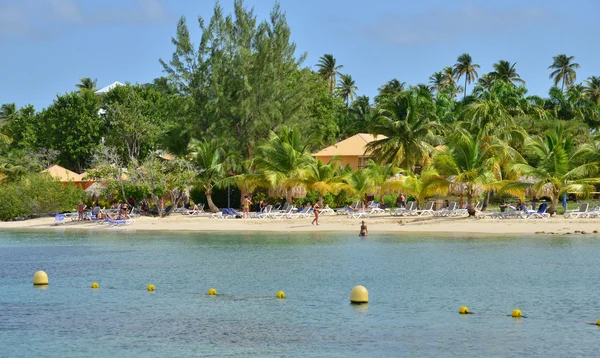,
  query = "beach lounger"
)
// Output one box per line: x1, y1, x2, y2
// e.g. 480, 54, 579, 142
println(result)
54, 214, 65, 225
287, 207, 313, 219
106, 217, 134, 226
564, 203, 589, 218
348, 208, 370, 219
390, 201, 415, 216
415, 201, 435, 216
524, 203, 550, 219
